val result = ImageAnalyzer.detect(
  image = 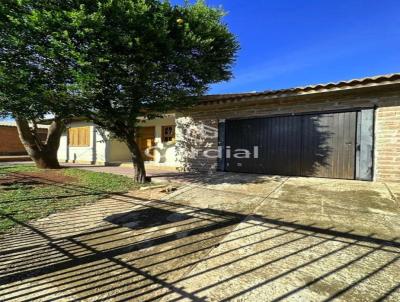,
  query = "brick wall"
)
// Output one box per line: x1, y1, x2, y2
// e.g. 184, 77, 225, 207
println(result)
177, 89, 400, 182
0, 126, 48, 156
375, 105, 400, 182
0, 126, 26, 155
